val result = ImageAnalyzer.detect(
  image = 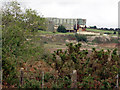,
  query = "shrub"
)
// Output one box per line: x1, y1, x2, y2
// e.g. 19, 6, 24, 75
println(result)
75, 34, 87, 42
118, 30, 120, 35
92, 37, 118, 44
2, 1, 45, 86
113, 32, 116, 34
20, 79, 41, 88
50, 43, 120, 88
104, 32, 112, 35
57, 25, 66, 33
